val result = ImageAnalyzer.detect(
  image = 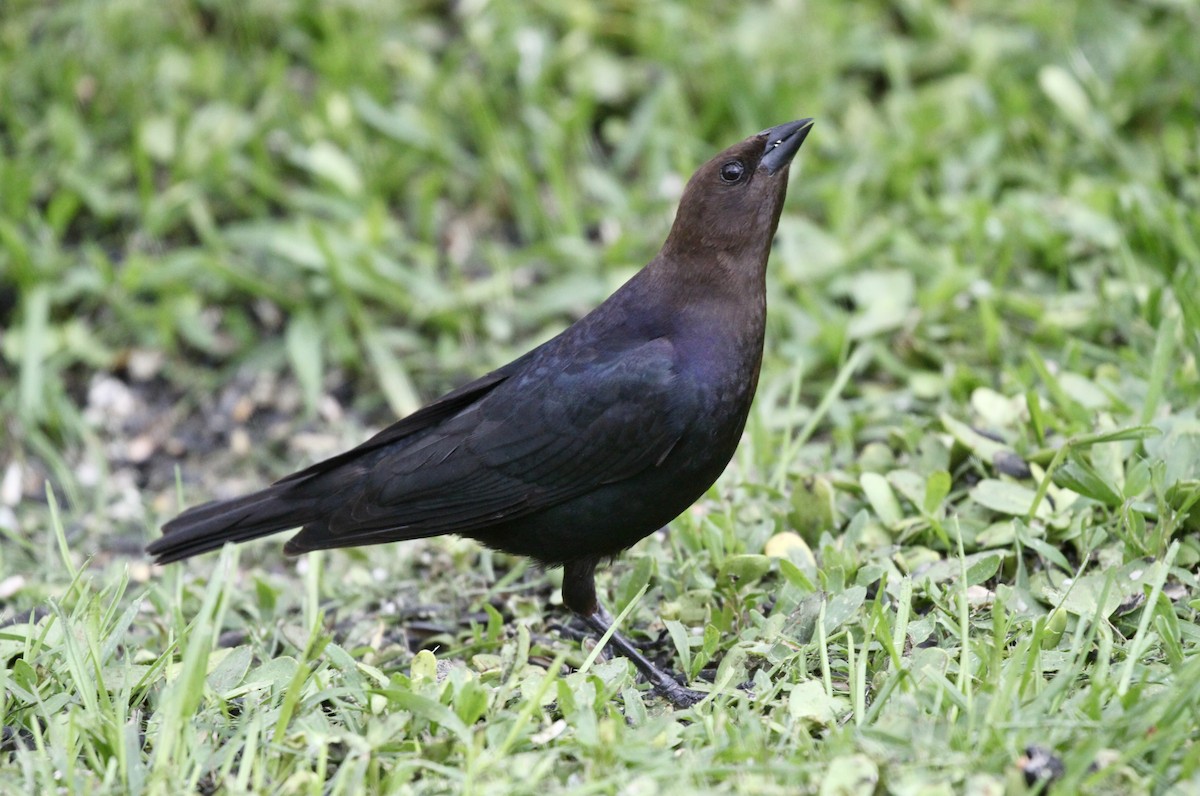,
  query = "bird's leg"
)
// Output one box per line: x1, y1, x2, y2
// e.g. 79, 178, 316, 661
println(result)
562, 559, 705, 708
581, 607, 706, 708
